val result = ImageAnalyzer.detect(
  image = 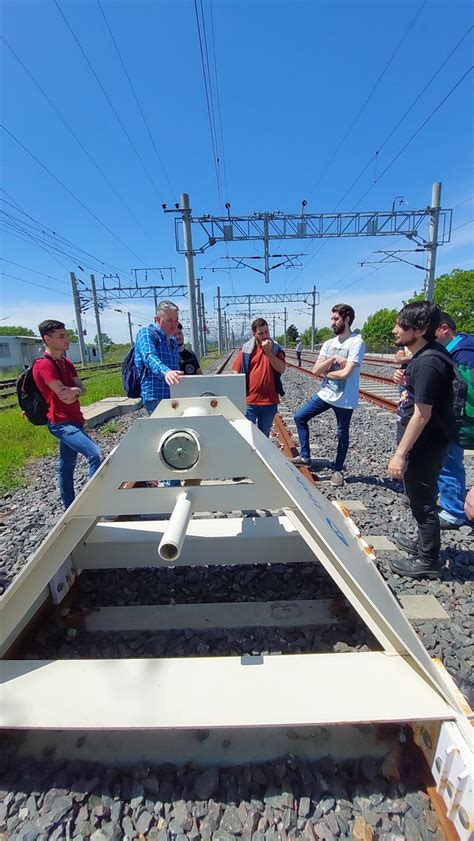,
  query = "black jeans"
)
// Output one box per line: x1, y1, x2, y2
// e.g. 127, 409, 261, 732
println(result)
403, 442, 447, 564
